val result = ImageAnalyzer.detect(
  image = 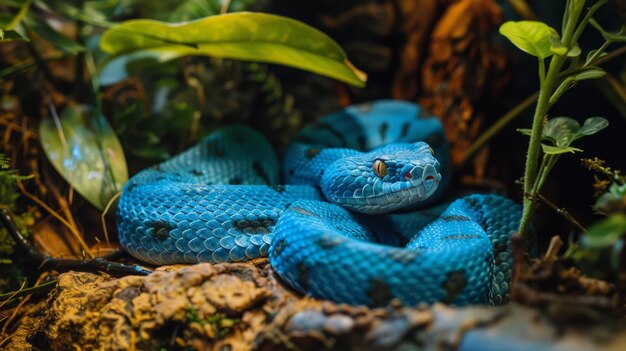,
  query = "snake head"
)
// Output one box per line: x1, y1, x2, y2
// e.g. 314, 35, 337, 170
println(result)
321, 142, 441, 214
